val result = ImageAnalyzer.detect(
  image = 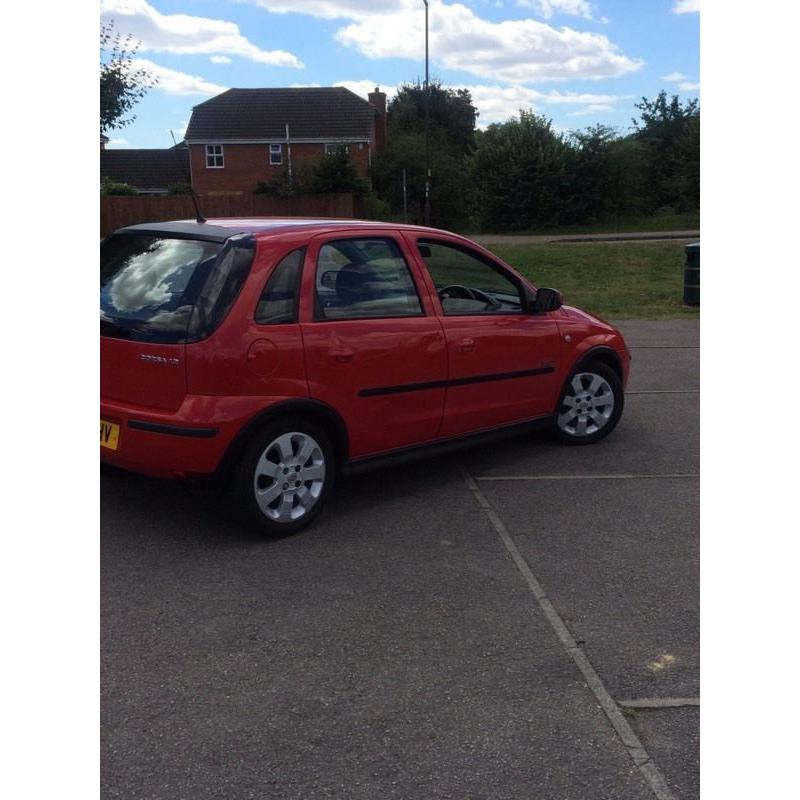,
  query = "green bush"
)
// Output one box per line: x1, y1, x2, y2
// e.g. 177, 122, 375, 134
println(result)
361, 192, 392, 221
101, 176, 137, 195
305, 148, 369, 196
254, 166, 294, 196
167, 182, 193, 195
